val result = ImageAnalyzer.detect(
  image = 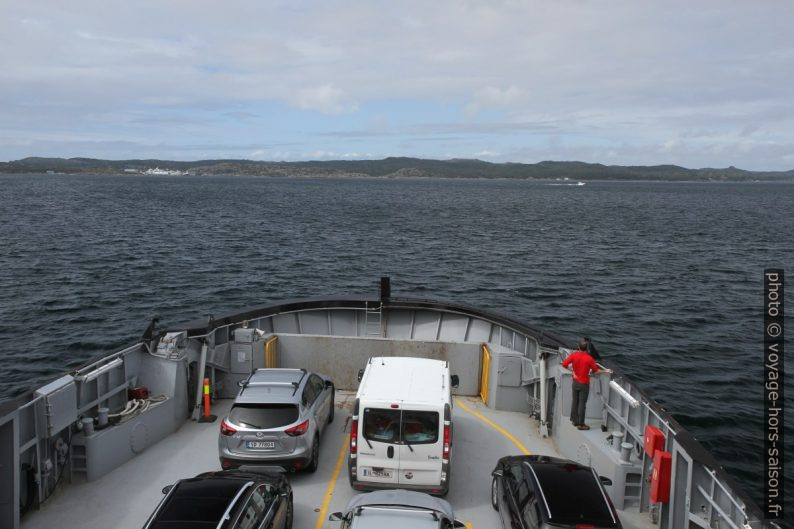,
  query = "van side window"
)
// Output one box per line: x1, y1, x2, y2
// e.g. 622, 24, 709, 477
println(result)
232, 486, 266, 529
510, 462, 531, 510
310, 375, 325, 397
363, 408, 400, 443
401, 410, 439, 444
302, 382, 317, 407
508, 462, 523, 483
515, 479, 530, 511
